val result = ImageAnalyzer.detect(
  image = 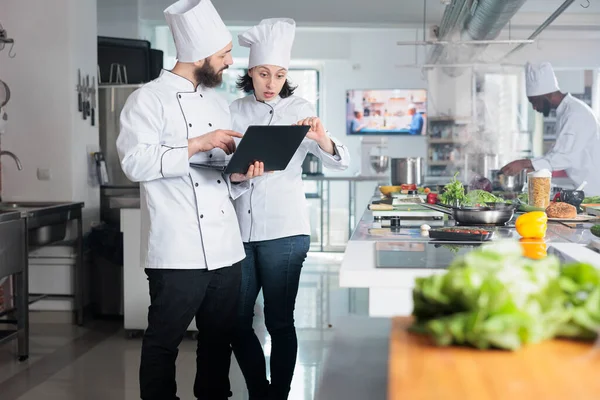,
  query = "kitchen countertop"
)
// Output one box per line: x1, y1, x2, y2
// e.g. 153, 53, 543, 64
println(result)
339, 198, 600, 312
317, 316, 600, 400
